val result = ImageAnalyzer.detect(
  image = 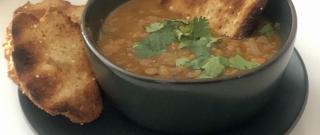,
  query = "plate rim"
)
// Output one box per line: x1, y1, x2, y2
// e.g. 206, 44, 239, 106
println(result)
284, 49, 309, 135
17, 49, 309, 135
